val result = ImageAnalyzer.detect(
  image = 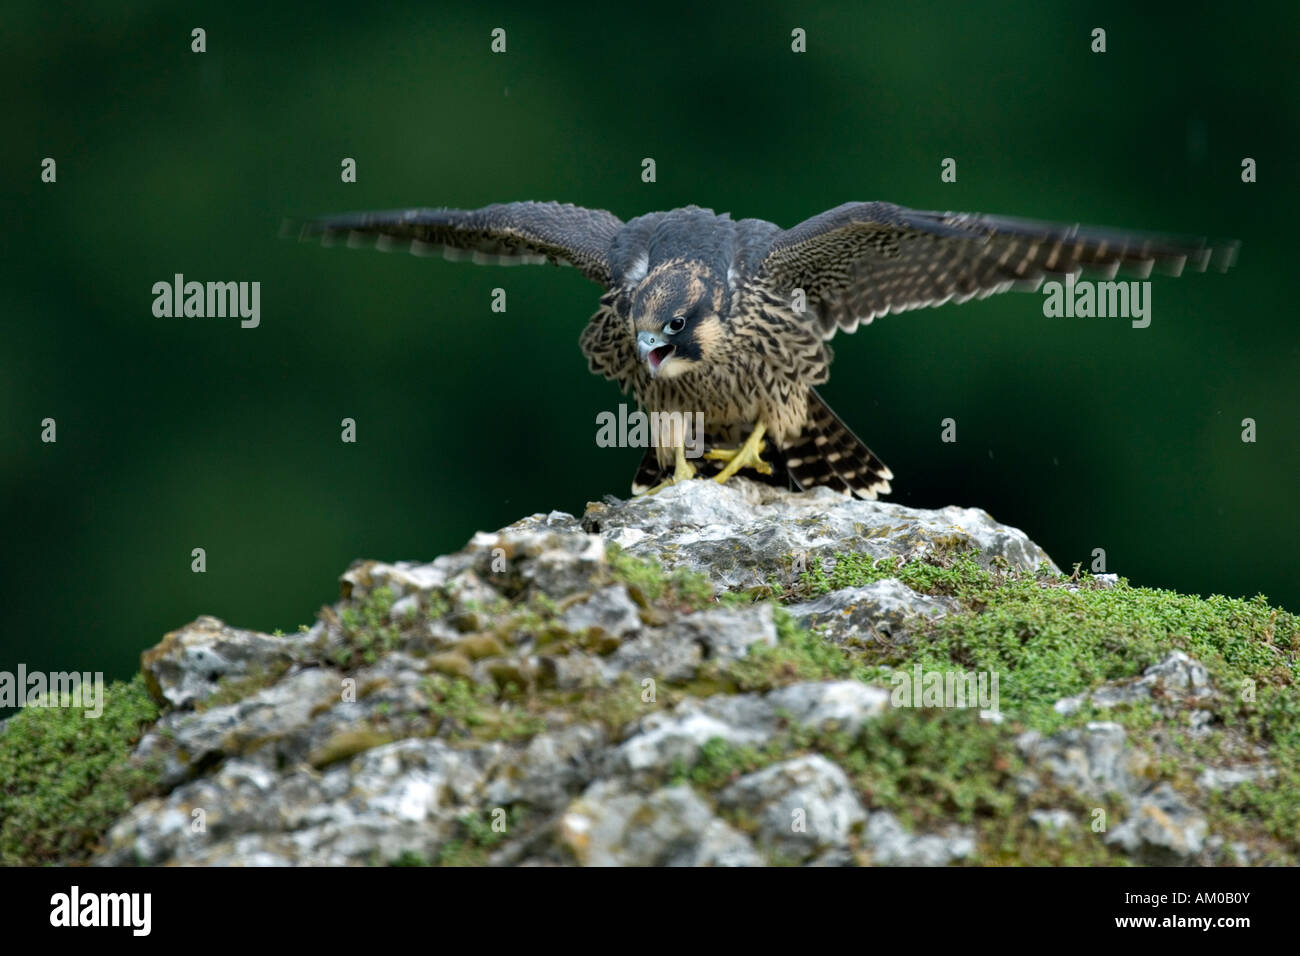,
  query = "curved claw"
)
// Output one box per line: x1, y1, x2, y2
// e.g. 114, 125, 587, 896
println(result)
644, 442, 698, 495
713, 422, 771, 483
